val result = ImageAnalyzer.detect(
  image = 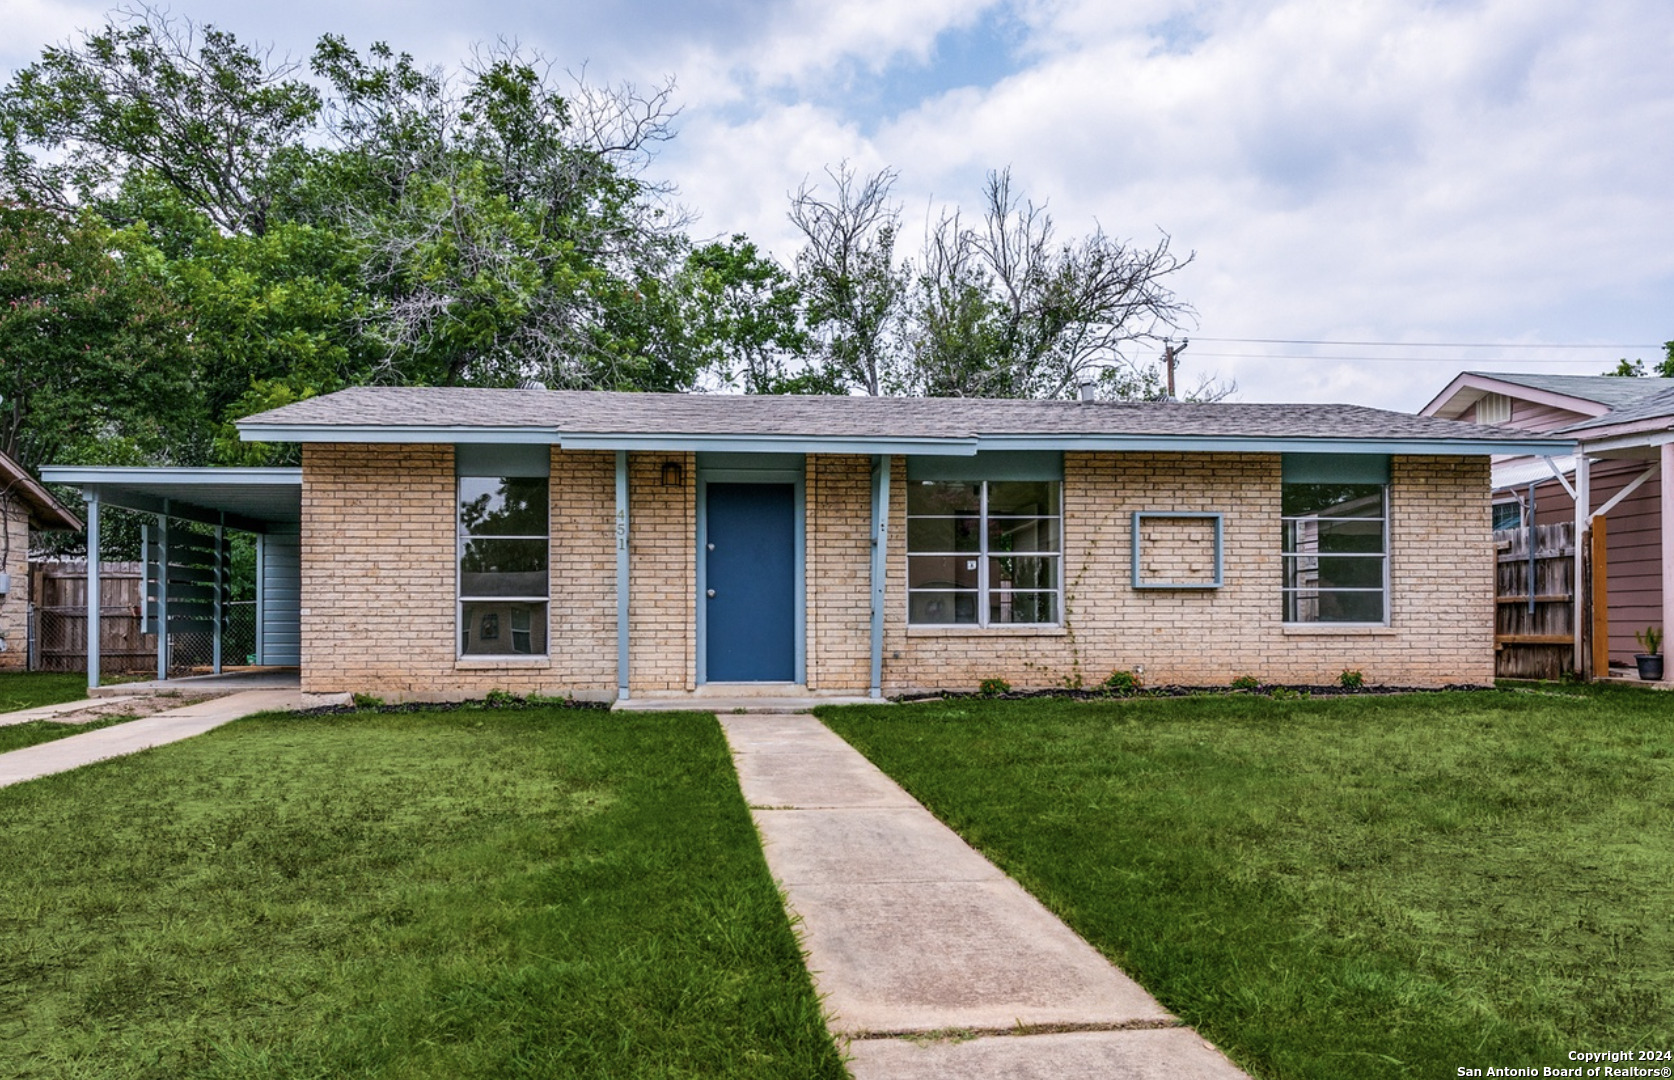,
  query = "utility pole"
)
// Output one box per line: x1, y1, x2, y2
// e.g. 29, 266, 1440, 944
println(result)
1163, 338, 1188, 400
